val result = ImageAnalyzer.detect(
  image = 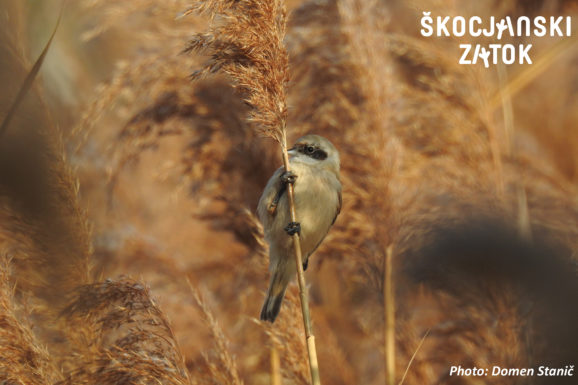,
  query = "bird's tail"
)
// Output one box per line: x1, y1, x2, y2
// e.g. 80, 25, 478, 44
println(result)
260, 268, 289, 323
